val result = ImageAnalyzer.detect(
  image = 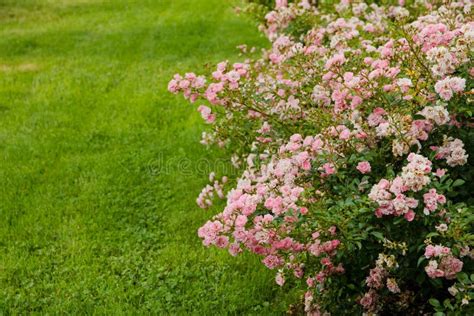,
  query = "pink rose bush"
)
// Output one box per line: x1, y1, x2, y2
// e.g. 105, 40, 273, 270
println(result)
170, 0, 473, 314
